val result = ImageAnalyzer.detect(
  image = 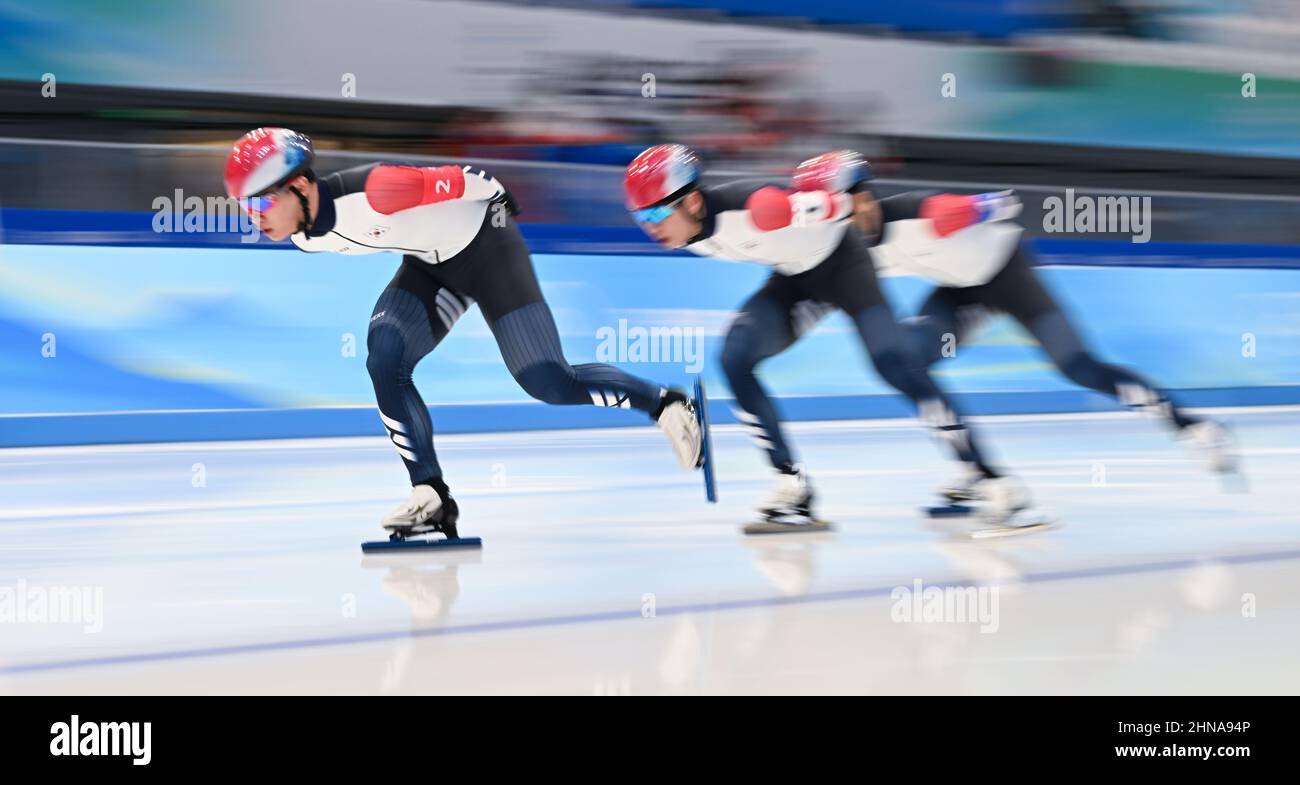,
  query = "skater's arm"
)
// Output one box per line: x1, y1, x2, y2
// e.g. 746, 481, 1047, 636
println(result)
700, 178, 838, 234
745, 186, 853, 232
880, 190, 1021, 236
365, 164, 519, 216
